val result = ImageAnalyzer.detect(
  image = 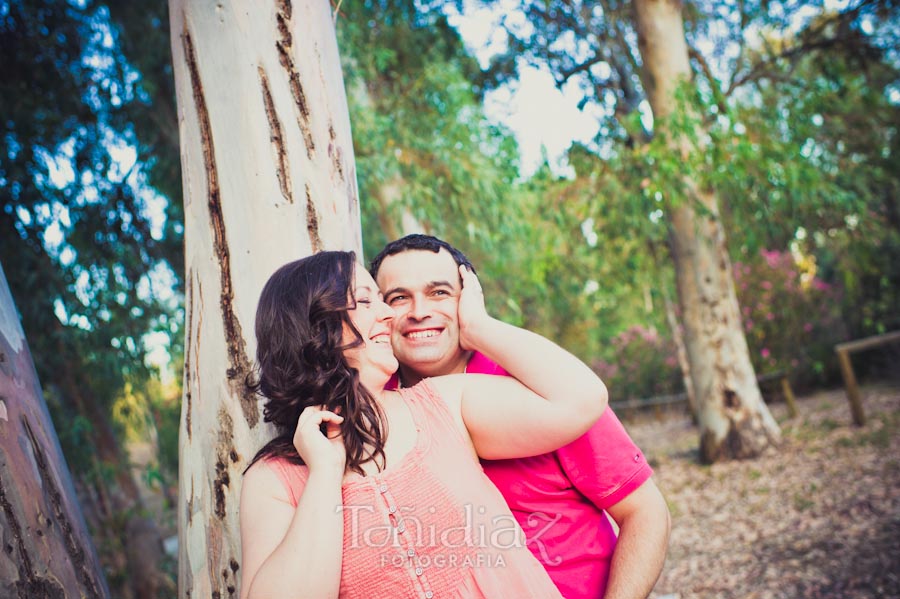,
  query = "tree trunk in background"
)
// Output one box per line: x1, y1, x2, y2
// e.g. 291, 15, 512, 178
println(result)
348, 76, 425, 243
633, 0, 781, 462
55, 384, 165, 599
373, 176, 427, 242
169, 1, 362, 596
0, 262, 108, 598
663, 292, 696, 420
